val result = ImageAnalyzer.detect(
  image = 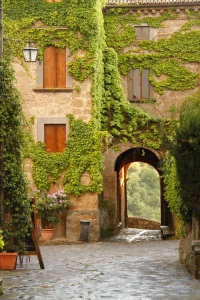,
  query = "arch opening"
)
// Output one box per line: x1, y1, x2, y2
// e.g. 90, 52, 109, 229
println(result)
115, 147, 172, 230
127, 162, 161, 224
